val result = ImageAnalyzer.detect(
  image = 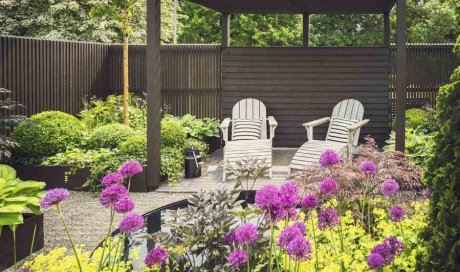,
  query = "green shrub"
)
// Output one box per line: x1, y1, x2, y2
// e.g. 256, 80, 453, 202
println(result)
391, 108, 436, 132
119, 135, 147, 157
79, 94, 147, 131
163, 114, 220, 140
383, 128, 434, 166
185, 138, 209, 157
160, 147, 183, 183
87, 124, 136, 149
420, 65, 460, 271
12, 111, 85, 161
161, 120, 186, 148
